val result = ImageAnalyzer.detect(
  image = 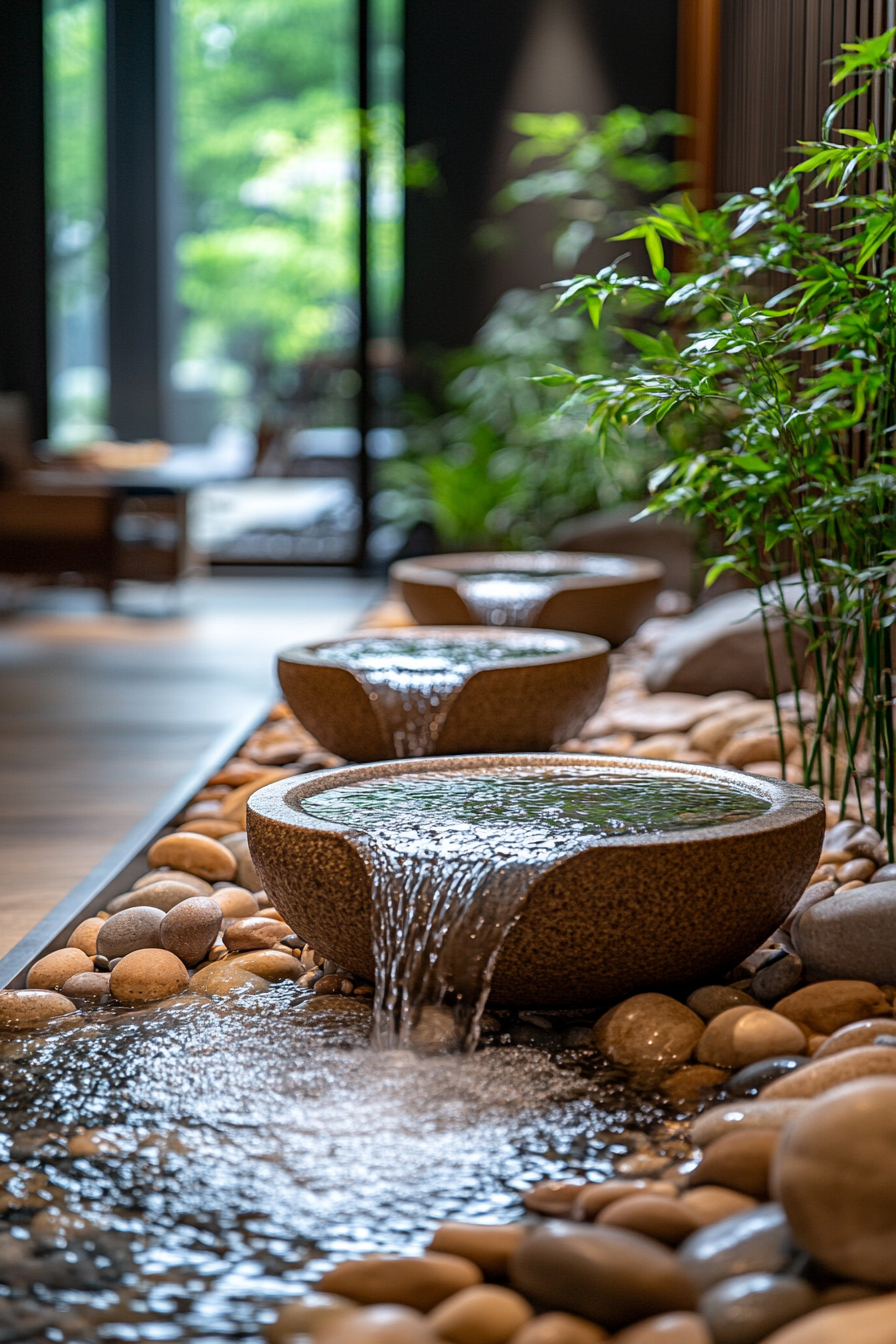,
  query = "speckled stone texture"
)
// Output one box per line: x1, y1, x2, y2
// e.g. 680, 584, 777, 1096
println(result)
277, 628, 609, 763
247, 755, 825, 1009
391, 553, 665, 646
